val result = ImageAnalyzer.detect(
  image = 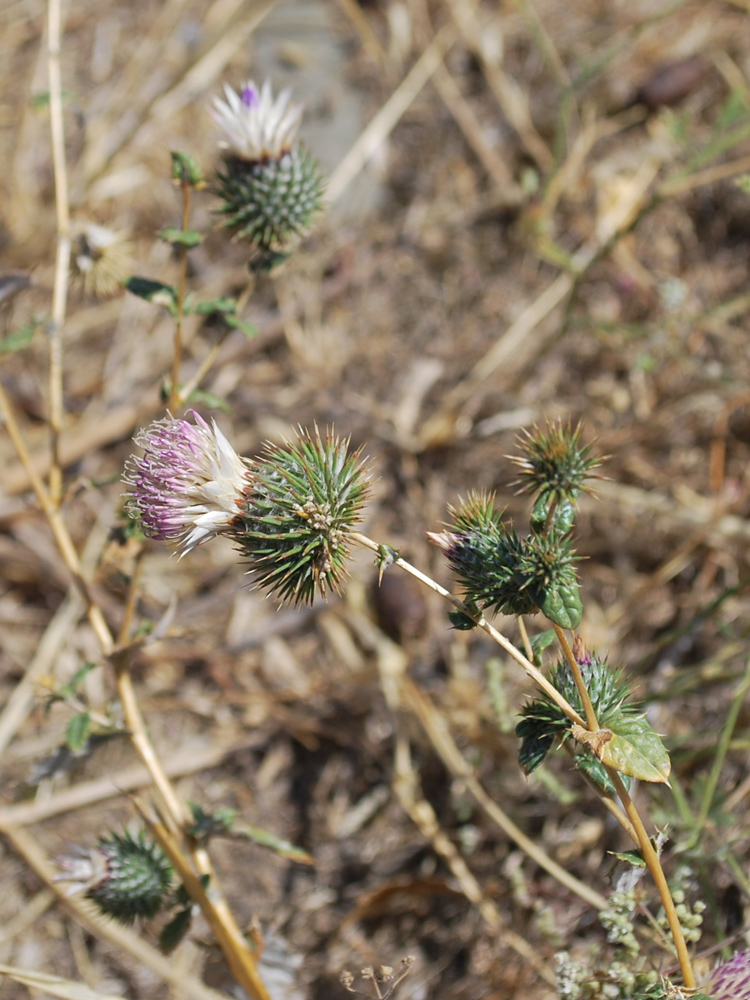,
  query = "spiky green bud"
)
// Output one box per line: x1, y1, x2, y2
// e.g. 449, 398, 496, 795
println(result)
428, 492, 583, 626
236, 428, 370, 605
511, 420, 601, 508
57, 830, 173, 924
215, 148, 324, 259
517, 641, 634, 779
